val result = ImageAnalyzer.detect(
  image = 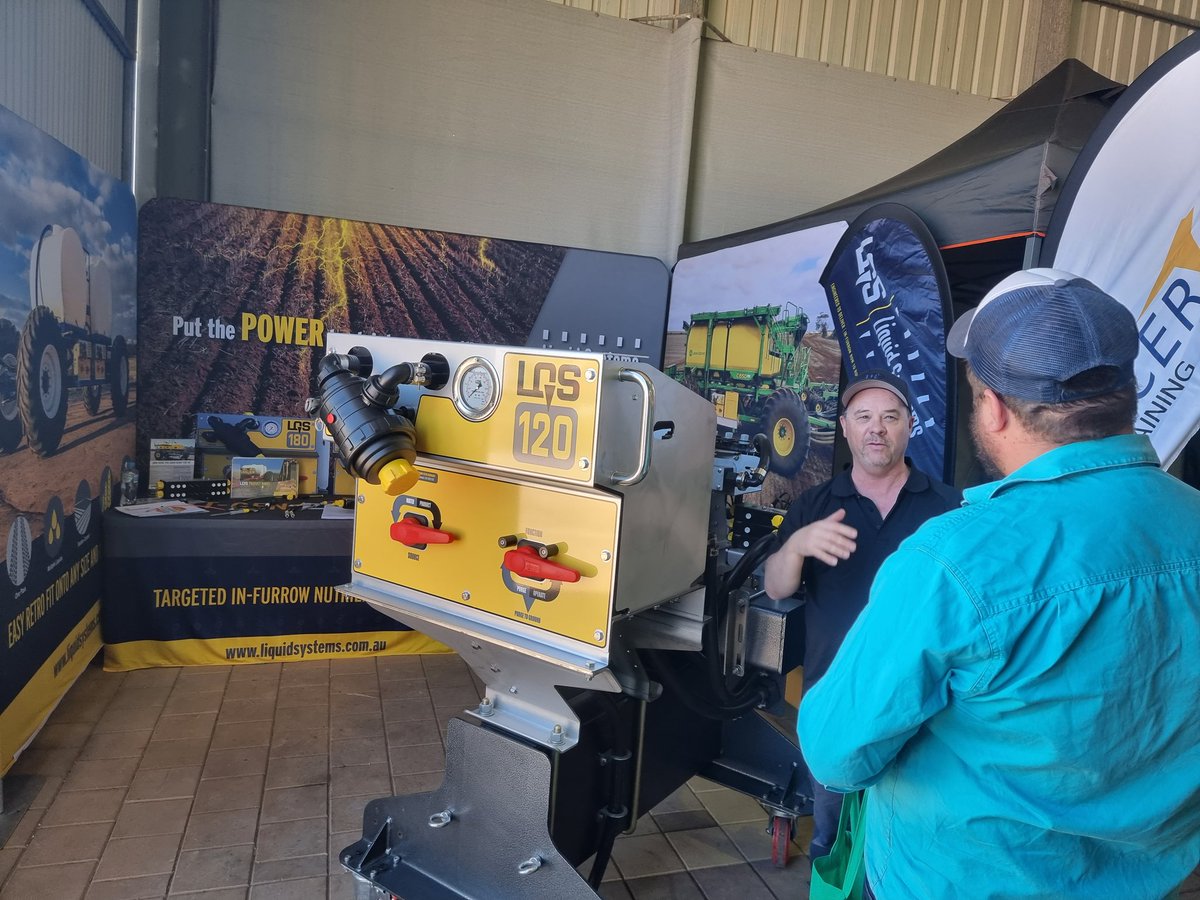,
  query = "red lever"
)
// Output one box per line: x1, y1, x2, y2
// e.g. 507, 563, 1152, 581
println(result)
502, 546, 581, 583
390, 518, 455, 547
